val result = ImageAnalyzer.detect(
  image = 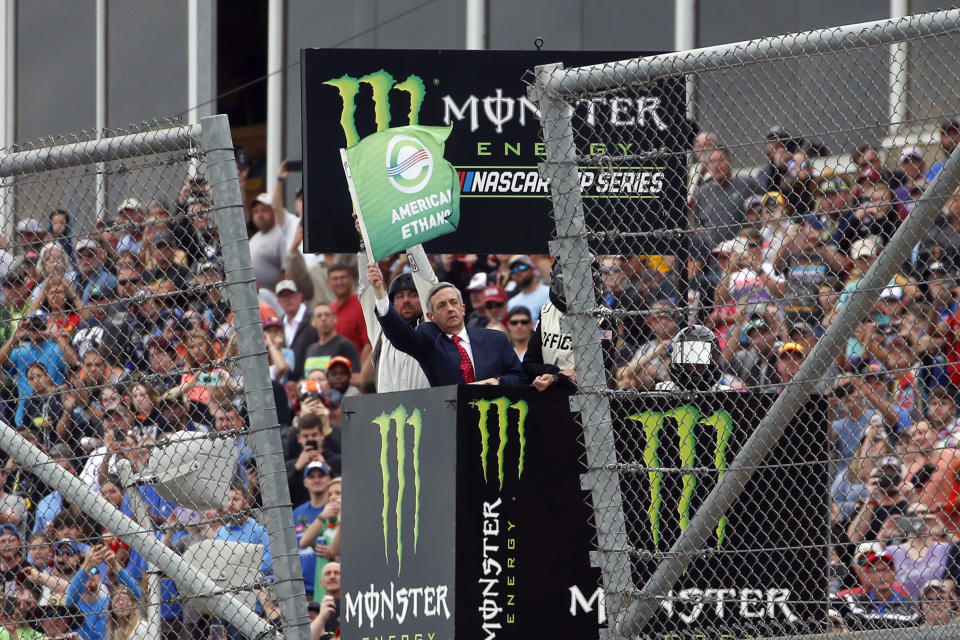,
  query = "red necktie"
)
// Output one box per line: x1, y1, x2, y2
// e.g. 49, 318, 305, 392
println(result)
451, 335, 475, 383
